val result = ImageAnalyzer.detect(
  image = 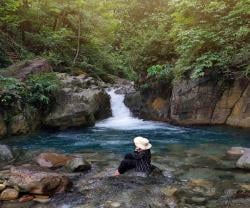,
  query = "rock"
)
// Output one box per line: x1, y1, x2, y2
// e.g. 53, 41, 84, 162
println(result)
226, 147, 247, 159
110, 202, 121, 208
65, 157, 91, 172
0, 114, 7, 138
33, 196, 50, 203
189, 197, 207, 205
19, 195, 34, 202
44, 73, 111, 129
8, 165, 71, 195
240, 184, 250, 191
226, 81, 250, 128
0, 183, 6, 191
36, 152, 73, 168
0, 145, 14, 161
124, 92, 171, 122
8, 114, 29, 135
170, 77, 224, 125
236, 151, 250, 169
126, 77, 250, 128
161, 186, 178, 196
0, 188, 19, 200
1, 58, 52, 81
